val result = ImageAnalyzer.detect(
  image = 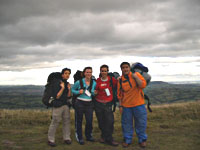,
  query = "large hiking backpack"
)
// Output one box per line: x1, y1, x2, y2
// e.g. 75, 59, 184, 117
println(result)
73, 70, 83, 83
131, 62, 151, 85
108, 72, 120, 112
131, 62, 152, 112
72, 70, 83, 108
42, 72, 62, 108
